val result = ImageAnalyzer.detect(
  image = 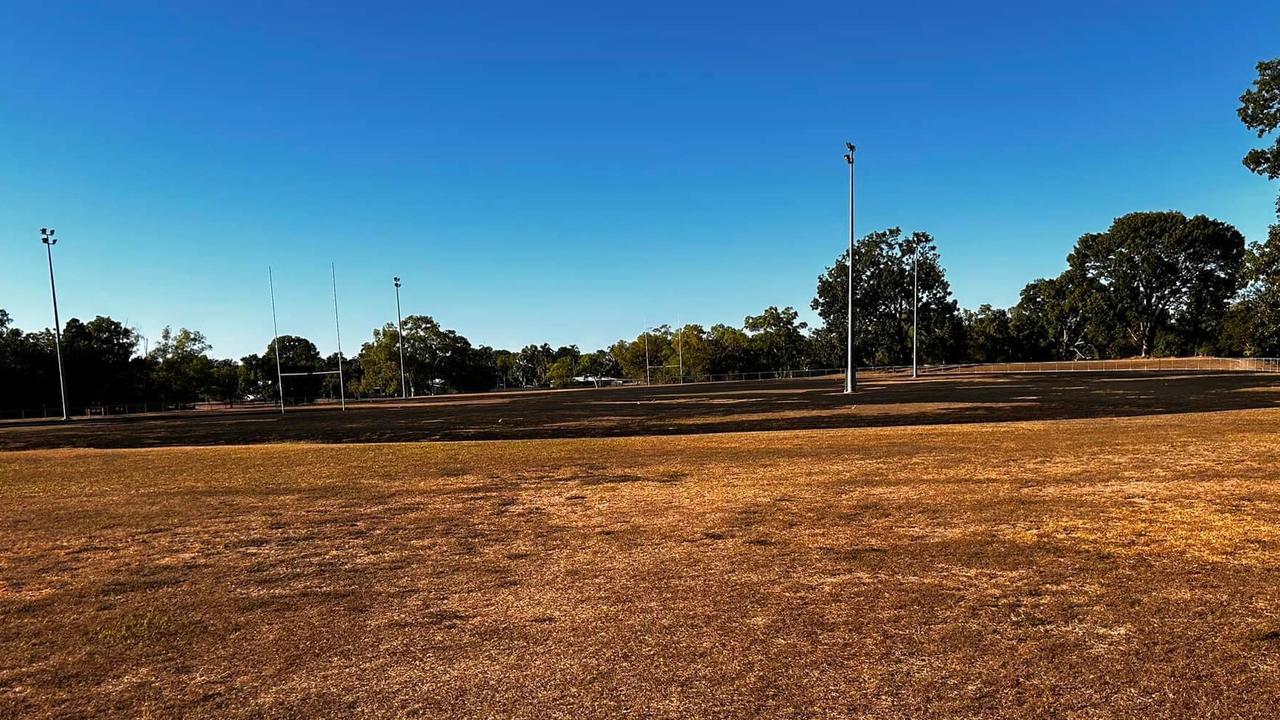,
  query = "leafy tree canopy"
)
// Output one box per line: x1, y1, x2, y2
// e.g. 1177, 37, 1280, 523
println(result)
1239, 58, 1280, 212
